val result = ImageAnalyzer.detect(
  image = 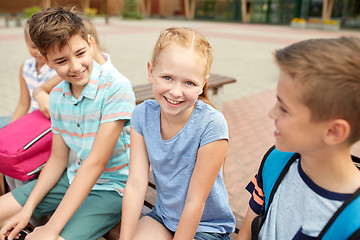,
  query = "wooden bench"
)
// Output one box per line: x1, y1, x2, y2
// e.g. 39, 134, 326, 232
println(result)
103, 73, 241, 240
104, 171, 243, 240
